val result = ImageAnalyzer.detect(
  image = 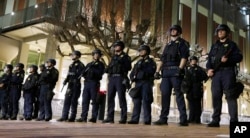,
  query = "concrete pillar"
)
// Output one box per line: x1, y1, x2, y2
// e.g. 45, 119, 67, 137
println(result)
205, 0, 214, 111
190, 0, 198, 48
171, 0, 180, 25
16, 42, 29, 69
233, 28, 239, 44
5, 0, 15, 14
207, 0, 214, 51
44, 35, 57, 62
